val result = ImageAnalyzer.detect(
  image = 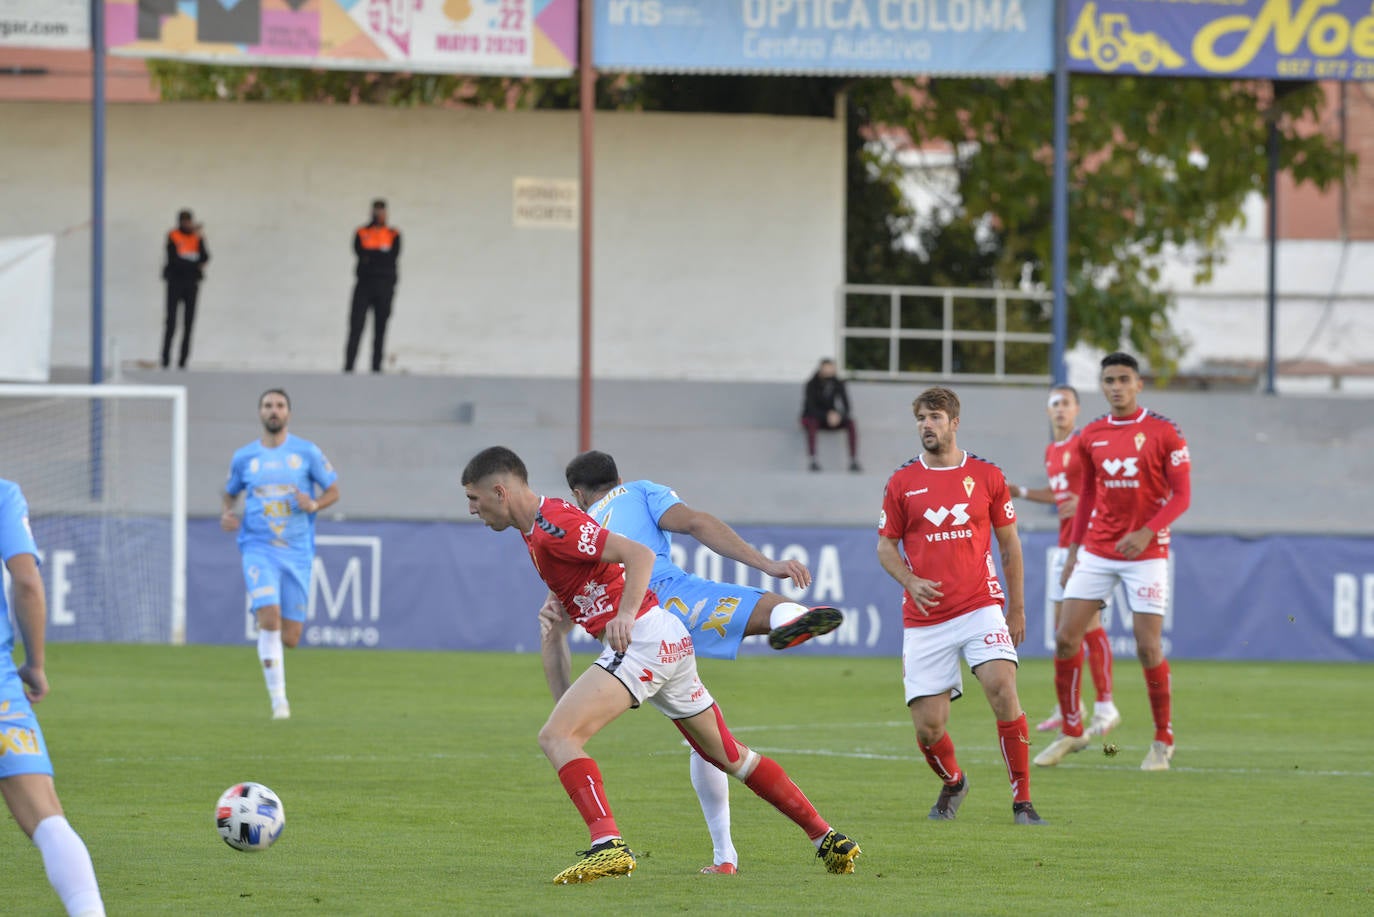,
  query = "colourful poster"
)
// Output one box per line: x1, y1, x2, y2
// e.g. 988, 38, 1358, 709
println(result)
1067, 0, 1374, 81
594, 0, 1054, 76
105, 0, 576, 77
